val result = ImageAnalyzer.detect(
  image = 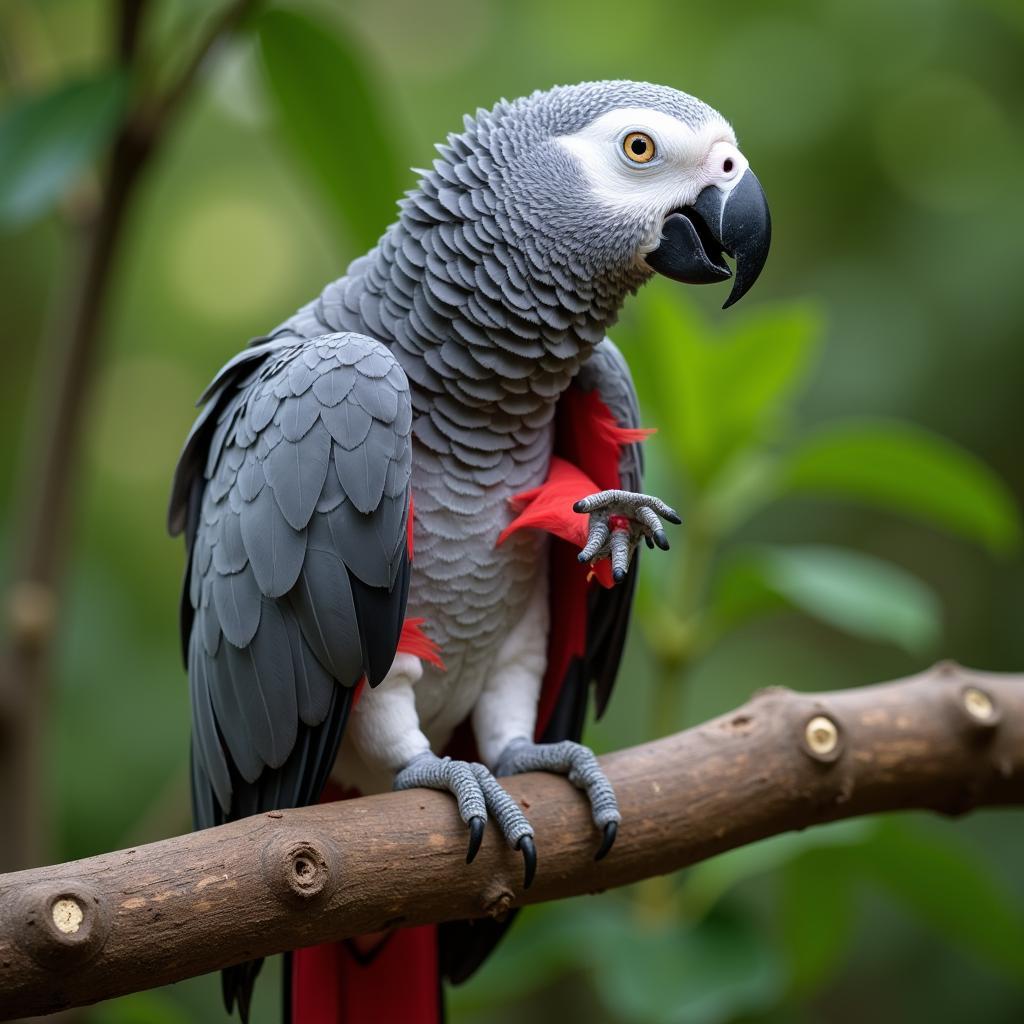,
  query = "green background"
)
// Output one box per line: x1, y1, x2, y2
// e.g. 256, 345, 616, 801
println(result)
1, 1, 1023, 1022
